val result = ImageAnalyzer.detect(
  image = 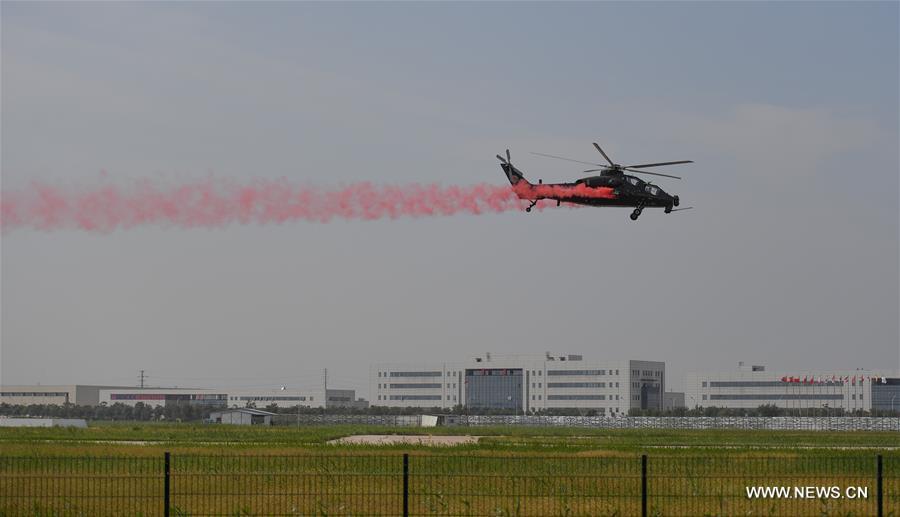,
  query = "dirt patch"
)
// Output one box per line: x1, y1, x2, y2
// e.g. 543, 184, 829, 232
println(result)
328, 434, 480, 446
